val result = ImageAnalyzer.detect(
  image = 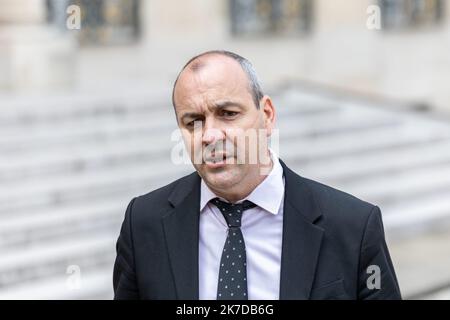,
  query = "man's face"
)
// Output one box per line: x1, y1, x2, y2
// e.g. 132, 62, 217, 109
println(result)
173, 55, 274, 193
